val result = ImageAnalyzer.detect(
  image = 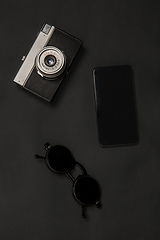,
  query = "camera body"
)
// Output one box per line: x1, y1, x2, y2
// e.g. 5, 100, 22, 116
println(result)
13, 23, 82, 102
